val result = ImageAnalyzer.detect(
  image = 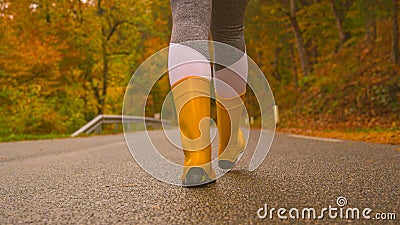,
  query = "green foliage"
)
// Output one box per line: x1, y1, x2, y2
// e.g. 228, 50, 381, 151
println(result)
0, 0, 398, 140
245, 0, 399, 130
0, 0, 170, 138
